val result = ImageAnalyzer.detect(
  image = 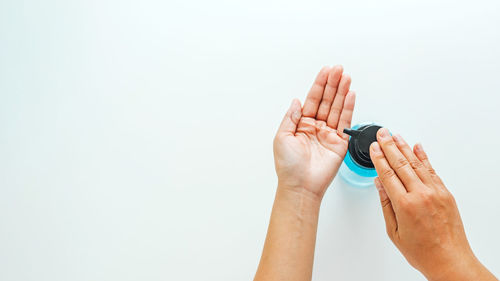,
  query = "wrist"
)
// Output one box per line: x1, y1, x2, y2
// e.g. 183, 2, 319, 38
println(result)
274, 184, 323, 221
276, 183, 324, 207
426, 252, 492, 281
269, 185, 322, 238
